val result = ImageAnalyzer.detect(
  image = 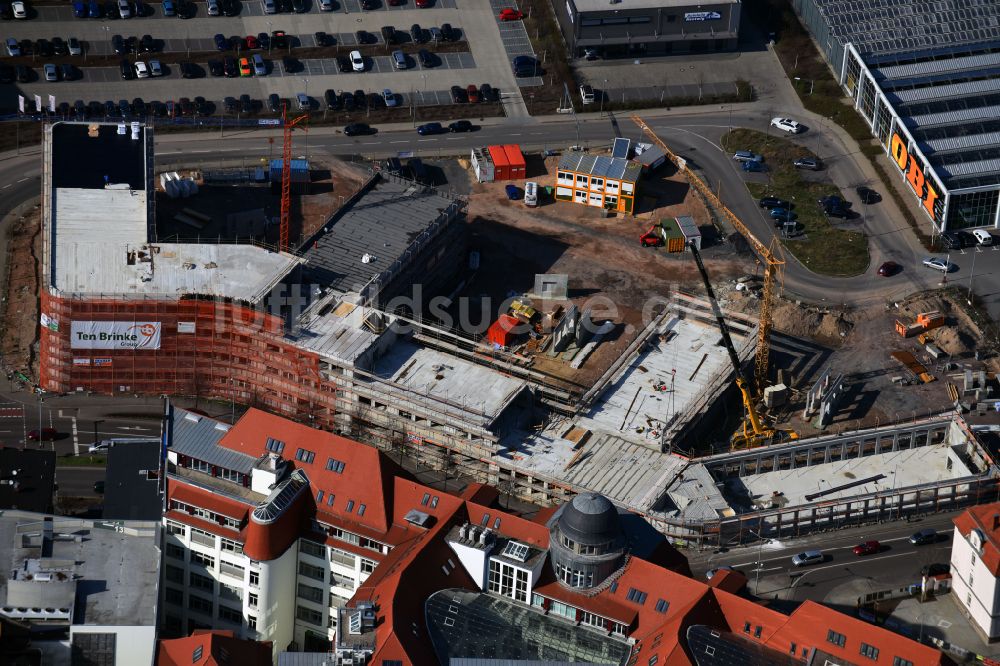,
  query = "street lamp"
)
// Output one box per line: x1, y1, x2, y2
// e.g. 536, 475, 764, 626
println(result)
794, 77, 814, 95
968, 246, 978, 305
600, 78, 607, 116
